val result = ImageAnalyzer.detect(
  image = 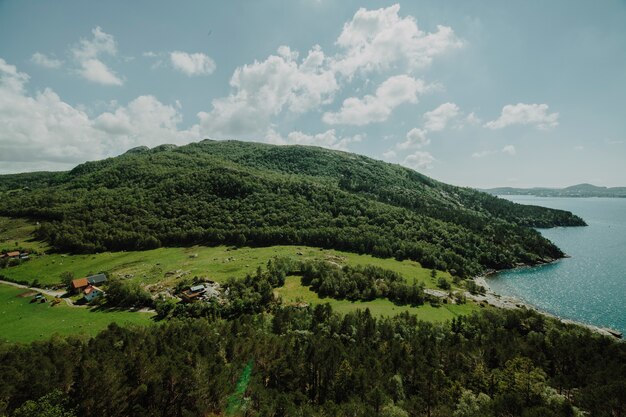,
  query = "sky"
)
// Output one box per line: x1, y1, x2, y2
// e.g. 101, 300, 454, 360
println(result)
0, 0, 625, 188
